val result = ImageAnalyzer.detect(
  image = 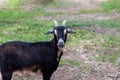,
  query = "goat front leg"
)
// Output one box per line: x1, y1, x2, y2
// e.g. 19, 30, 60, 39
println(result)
1, 65, 13, 80
43, 72, 53, 80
